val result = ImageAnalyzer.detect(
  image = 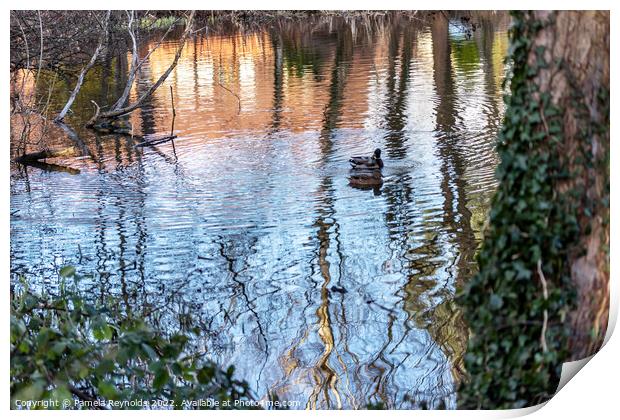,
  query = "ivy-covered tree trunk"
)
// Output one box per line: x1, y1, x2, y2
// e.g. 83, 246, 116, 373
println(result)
459, 11, 609, 409
528, 11, 610, 360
